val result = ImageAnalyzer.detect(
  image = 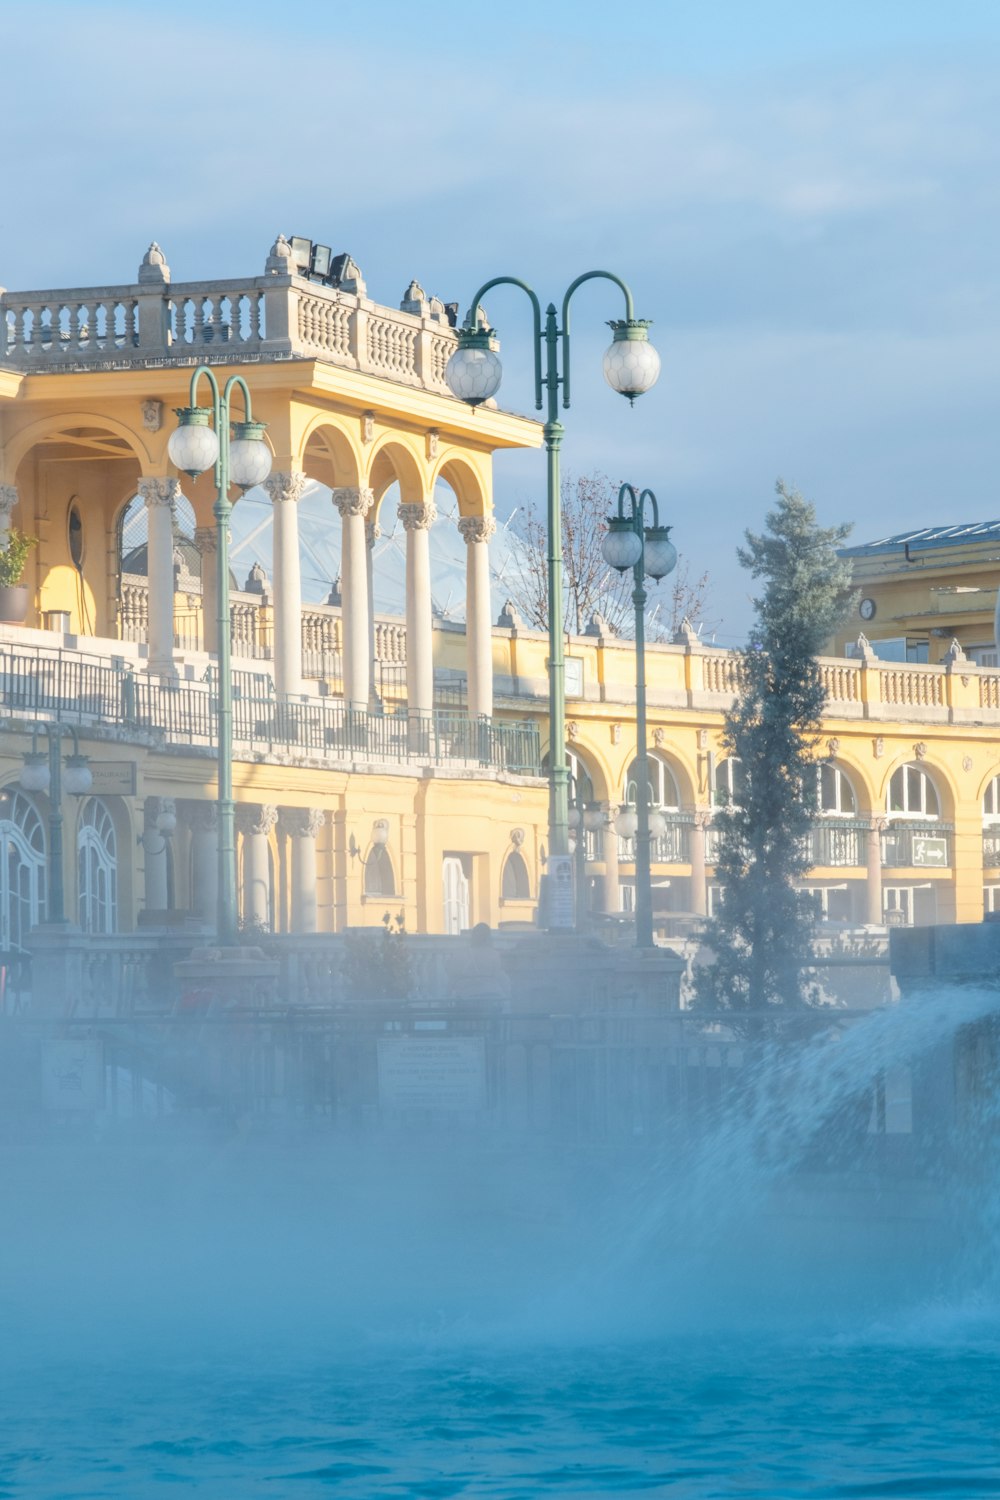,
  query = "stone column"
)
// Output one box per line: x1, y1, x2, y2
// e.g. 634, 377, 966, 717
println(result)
282, 808, 325, 933
400, 500, 436, 723
193, 526, 219, 654
0, 485, 18, 547
459, 515, 495, 720
366, 513, 380, 701
866, 817, 886, 925
689, 810, 711, 918
239, 804, 277, 931
138, 477, 180, 671
264, 470, 307, 696
188, 802, 219, 927
602, 803, 621, 916
332, 487, 374, 711
142, 796, 172, 913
